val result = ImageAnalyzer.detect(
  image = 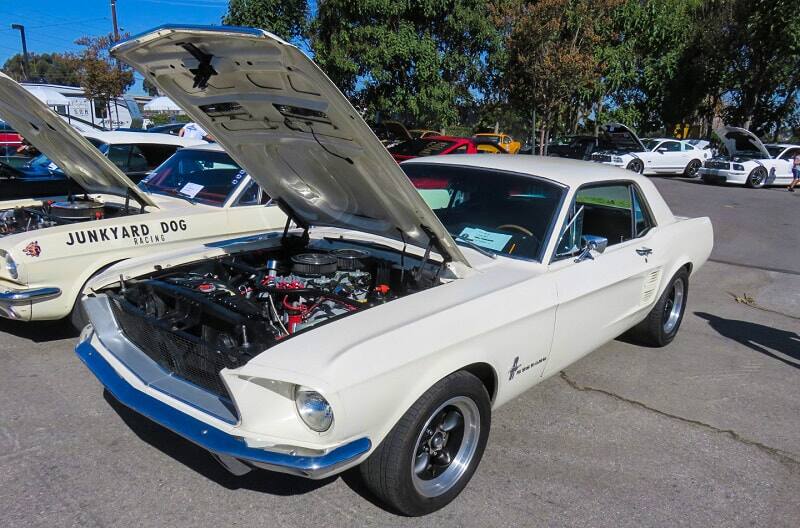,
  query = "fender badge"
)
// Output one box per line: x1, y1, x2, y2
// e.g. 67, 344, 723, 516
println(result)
23, 241, 41, 257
